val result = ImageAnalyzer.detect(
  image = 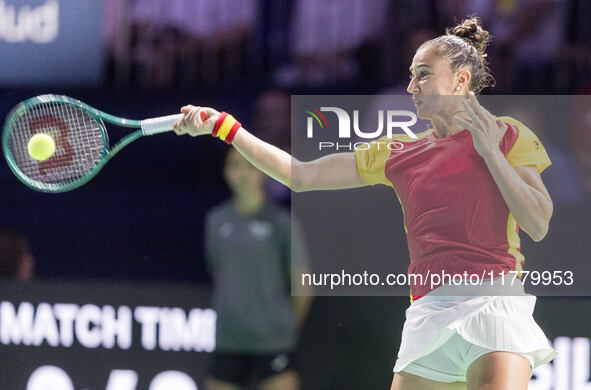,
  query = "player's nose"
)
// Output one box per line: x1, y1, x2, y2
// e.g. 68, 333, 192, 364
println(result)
407, 77, 418, 94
